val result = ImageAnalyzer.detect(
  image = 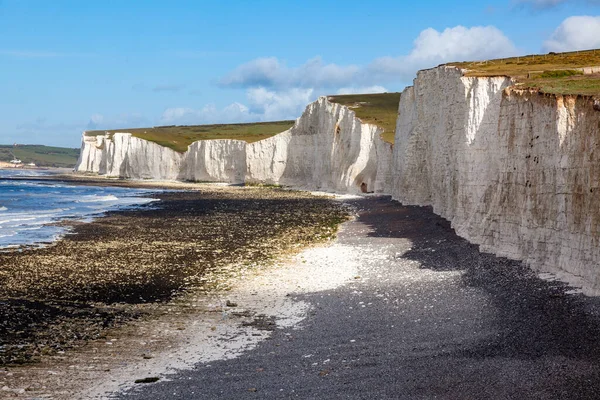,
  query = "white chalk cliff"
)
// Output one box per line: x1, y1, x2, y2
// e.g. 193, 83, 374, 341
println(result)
246, 98, 393, 193
75, 67, 600, 293
75, 97, 393, 194
392, 66, 600, 294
